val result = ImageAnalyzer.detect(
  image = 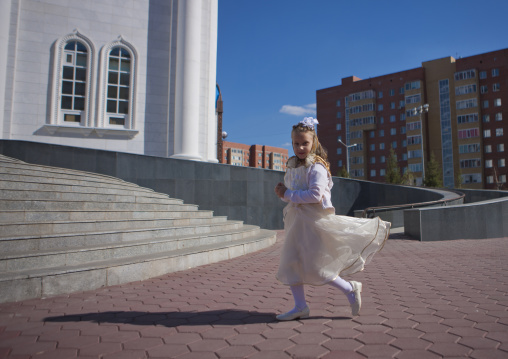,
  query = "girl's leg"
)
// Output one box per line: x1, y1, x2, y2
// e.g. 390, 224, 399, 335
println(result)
328, 276, 362, 316
276, 284, 309, 321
